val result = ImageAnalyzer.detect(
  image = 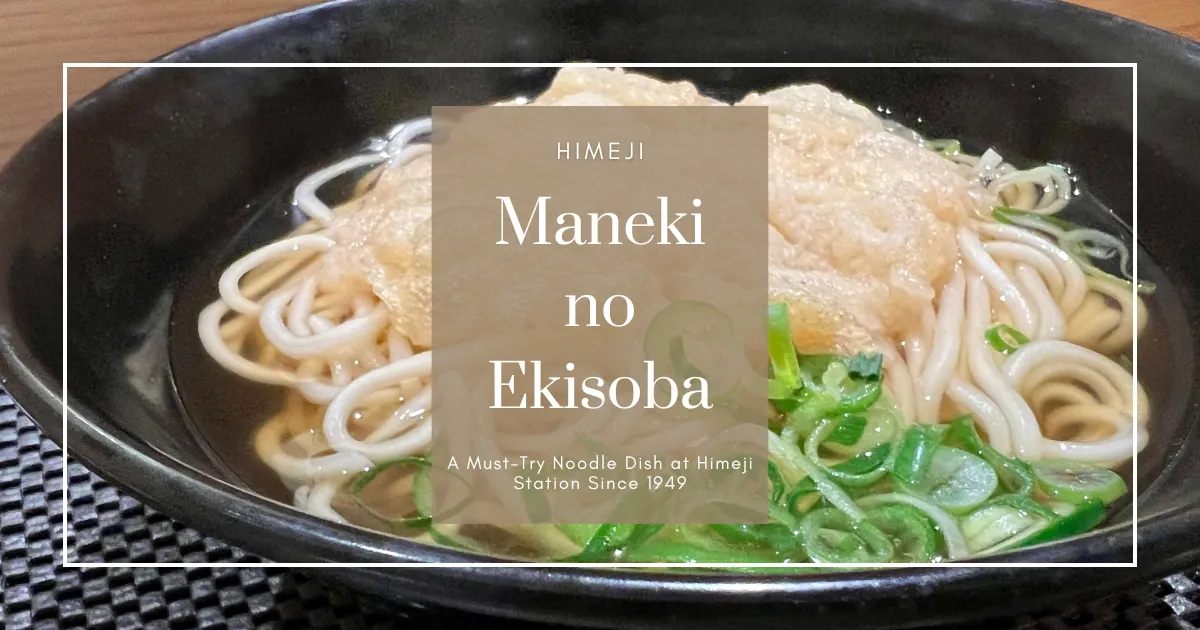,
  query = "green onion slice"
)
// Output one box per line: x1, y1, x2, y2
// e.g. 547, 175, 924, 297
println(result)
845, 352, 884, 381
572, 523, 665, 562
557, 524, 601, 547
824, 414, 868, 446
348, 456, 433, 530
797, 354, 883, 415
992, 206, 1078, 233
783, 391, 838, 436
991, 206, 1155, 294
805, 420, 895, 488
822, 399, 900, 456
856, 493, 969, 560
898, 446, 998, 514
948, 415, 1035, 495
349, 455, 428, 495
960, 494, 1056, 554
767, 461, 786, 505
643, 300, 741, 401
786, 444, 893, 517
770, 429, 866, 522
766, 302, 801, 393
1031, 460, 1128, 505
708, 521, 800, 554
864, 504, 938, 562
411, 465, 434, 518
769, 379, 798, 403
961, 502, 1043, 554
800, 508, 894, 563
985, 324, 1030, 355
1019, 498, 1108, 547
891, 424, 944, 486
